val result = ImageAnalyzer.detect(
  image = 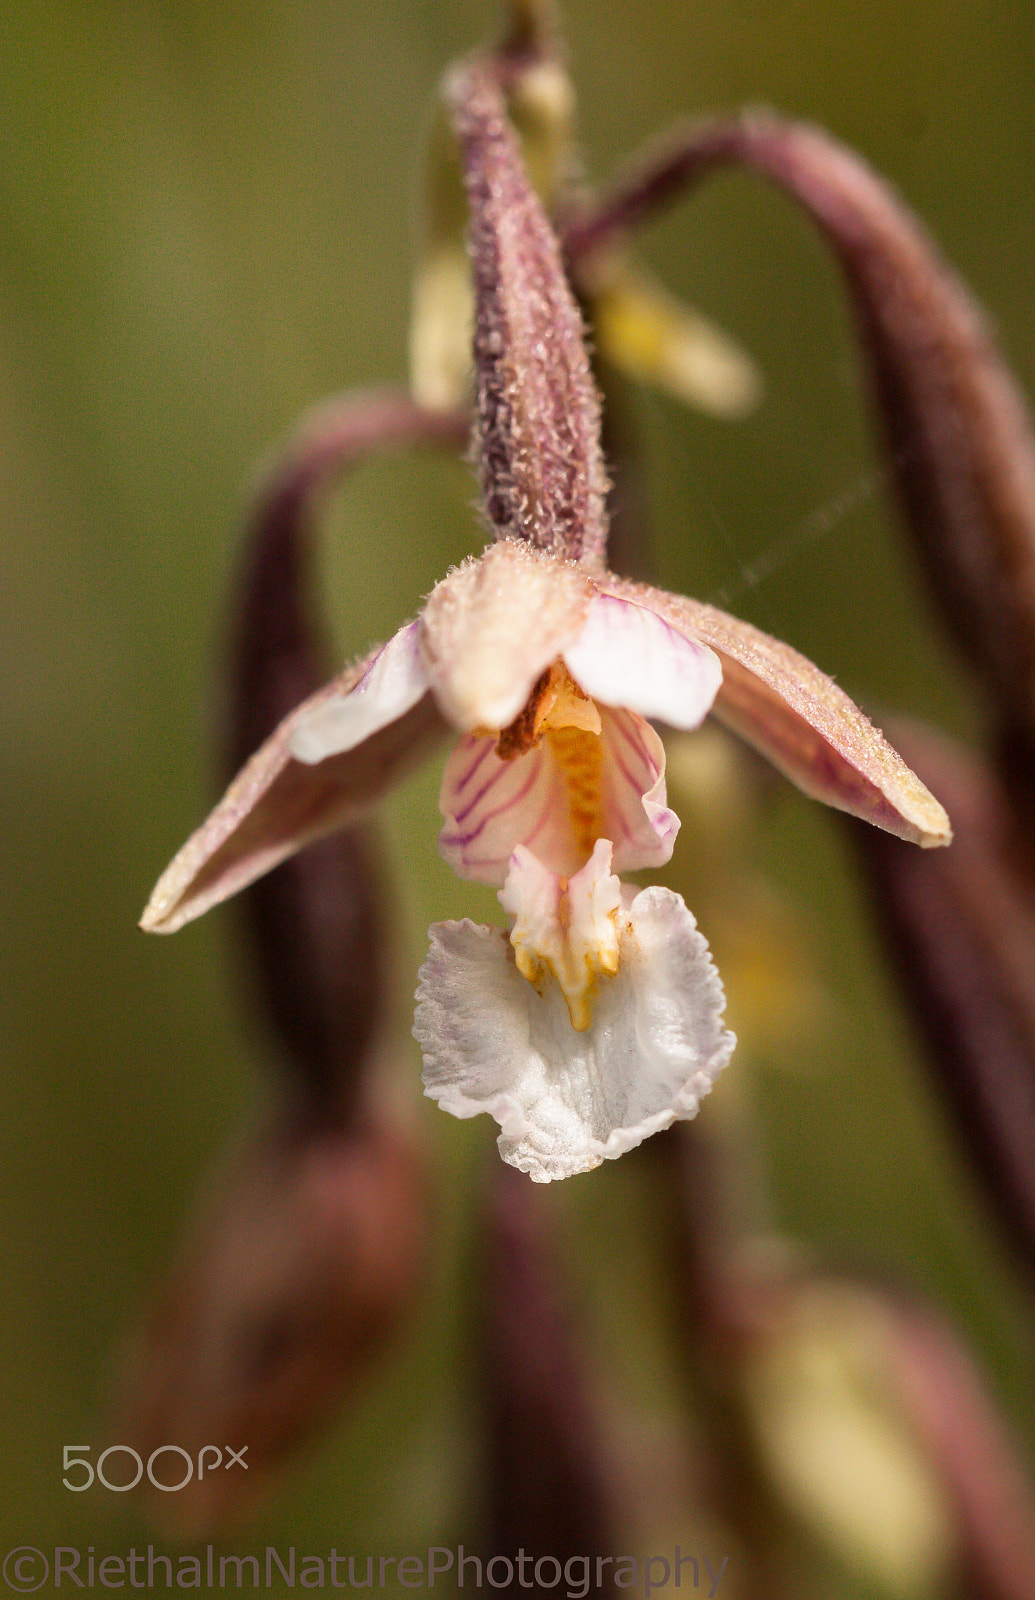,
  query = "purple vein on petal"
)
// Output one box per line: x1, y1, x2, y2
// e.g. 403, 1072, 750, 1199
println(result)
442, 758, 544, 850
451, 740, 494, 796
450, 759, 513, 825
608, 711, 660, 780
